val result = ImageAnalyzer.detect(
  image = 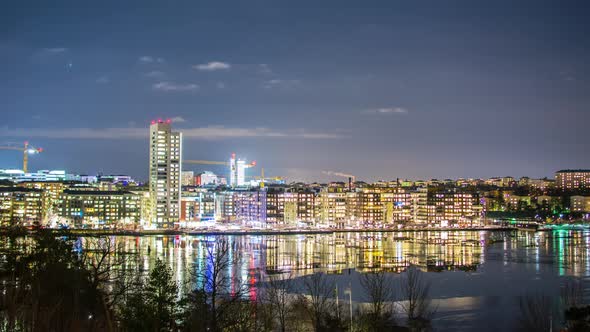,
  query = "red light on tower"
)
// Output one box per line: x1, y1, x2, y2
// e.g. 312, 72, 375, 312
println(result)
166, 118, 171, 124
24, 141, 28, 145
37, 148, 43, 152
157, 118, 162, 123
151, 120, 156, 125
251, 161, 257, 166
231, 153, 236, 158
